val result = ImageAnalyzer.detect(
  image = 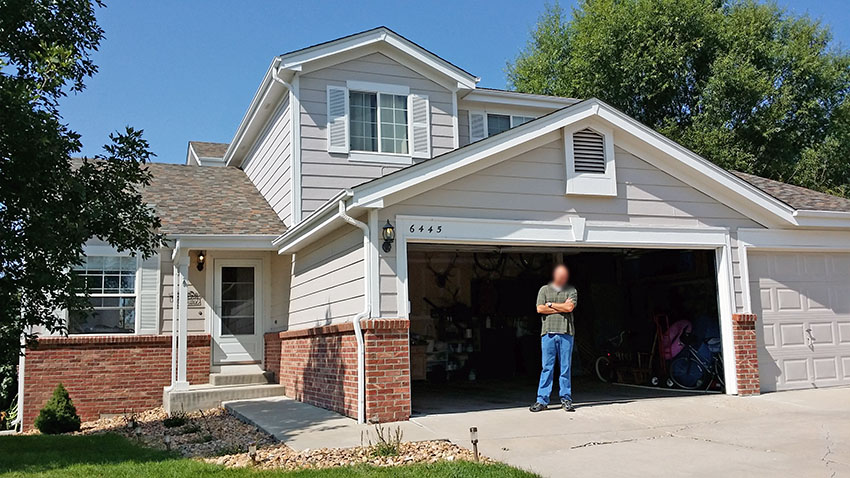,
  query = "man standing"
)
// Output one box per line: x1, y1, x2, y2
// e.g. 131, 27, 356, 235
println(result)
530, 264, 577, 412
